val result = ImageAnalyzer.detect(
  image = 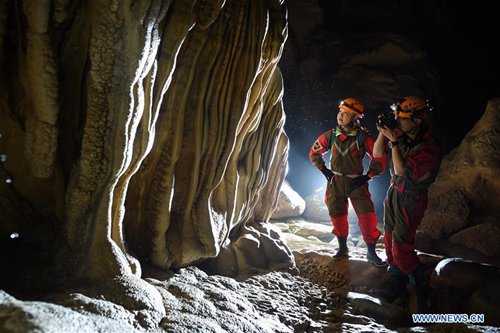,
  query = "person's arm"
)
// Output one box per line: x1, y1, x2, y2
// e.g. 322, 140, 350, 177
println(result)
309, 130, 334, 181
373, 131, 386, 158
377, 125, 404, 176
364, 132, 386, 178
390, 144, 405, 176
404, 143, 441, 182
